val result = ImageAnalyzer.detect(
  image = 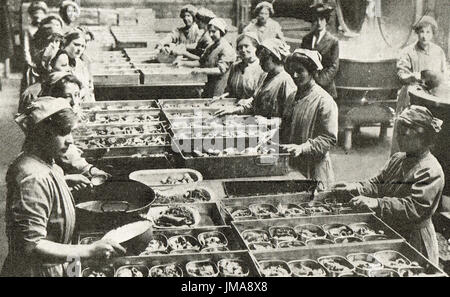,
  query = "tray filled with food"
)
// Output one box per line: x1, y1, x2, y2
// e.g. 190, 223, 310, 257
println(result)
252, 241, 447, 277
73, 122, 167, 138
116, 225, 247, 256
152, 186, 216, 204
74, 133, 170, 158
172, 139, 289, 179
158, 98, 238, 110
80, 100, 159, 113
142, 203, 226, 229
81, 110, 161, 125
129, 168, 202, 189
167, 114, 280, 130
81, 251, 261, 277
232, 213, 404, 251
